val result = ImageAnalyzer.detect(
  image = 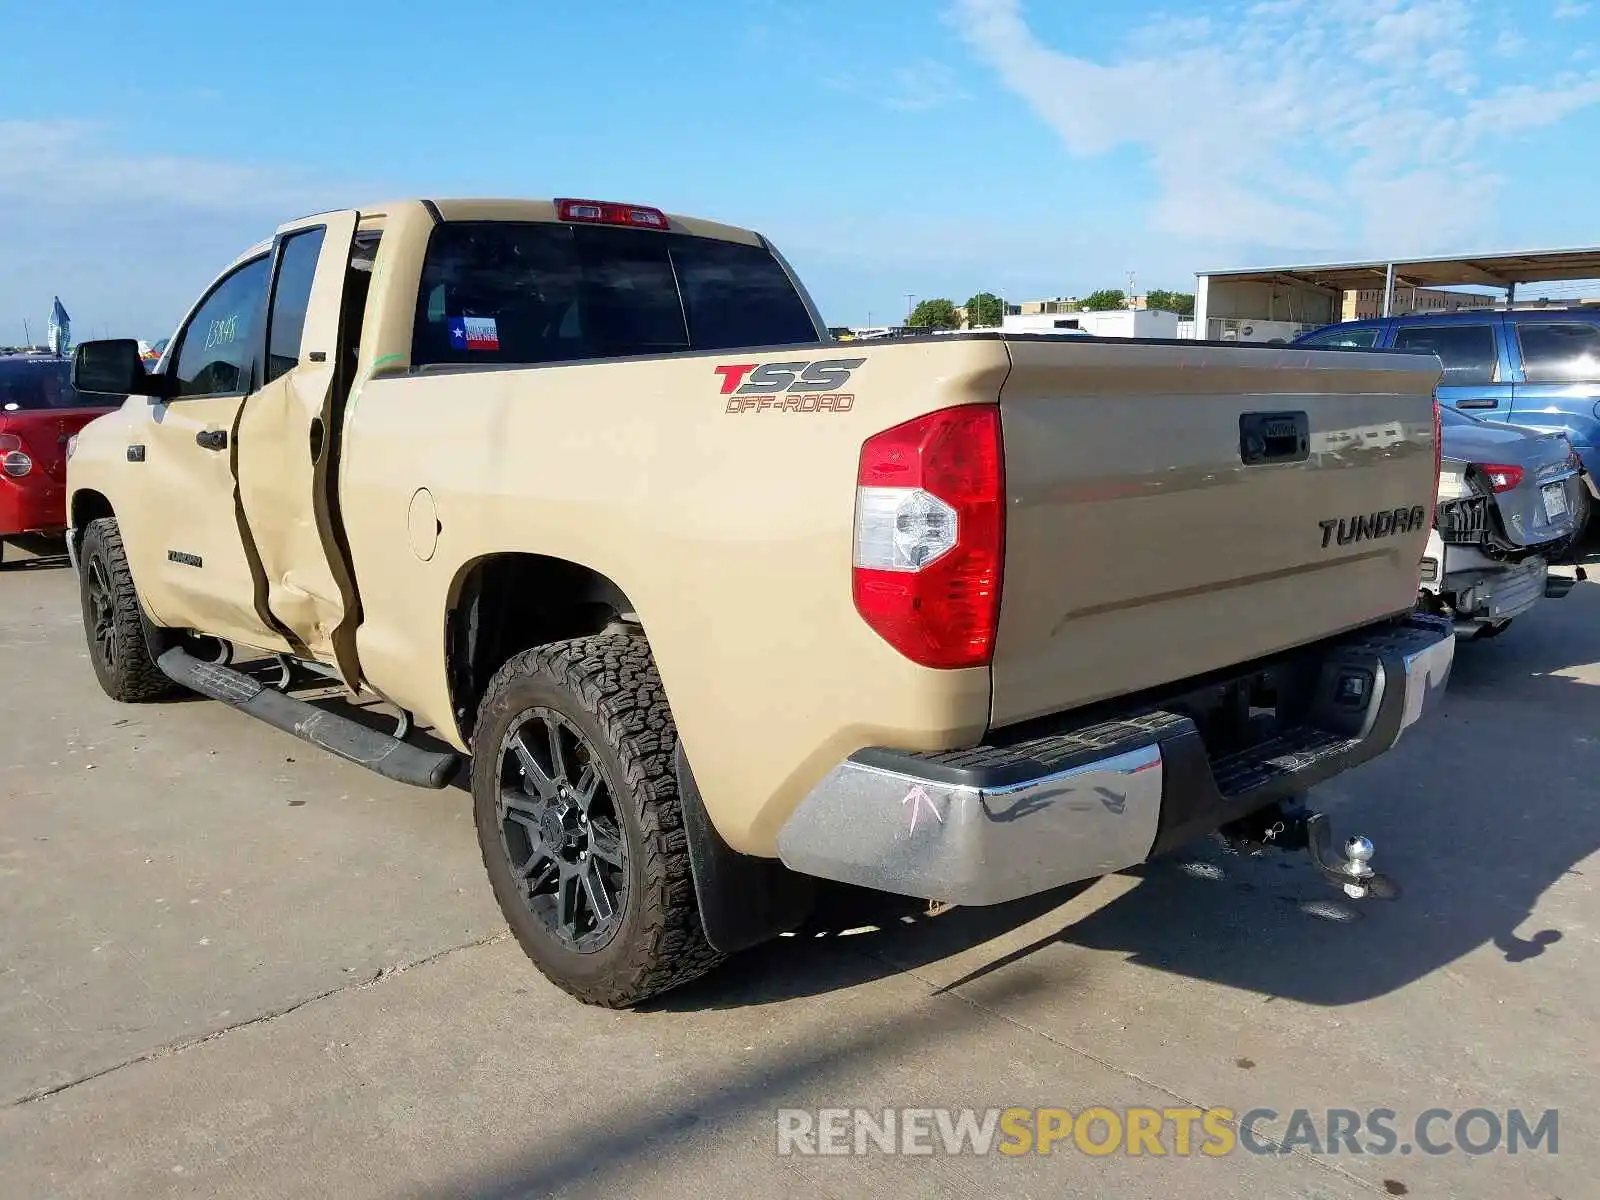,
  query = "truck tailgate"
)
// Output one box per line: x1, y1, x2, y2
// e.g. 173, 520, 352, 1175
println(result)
991, 338, 1441, 729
